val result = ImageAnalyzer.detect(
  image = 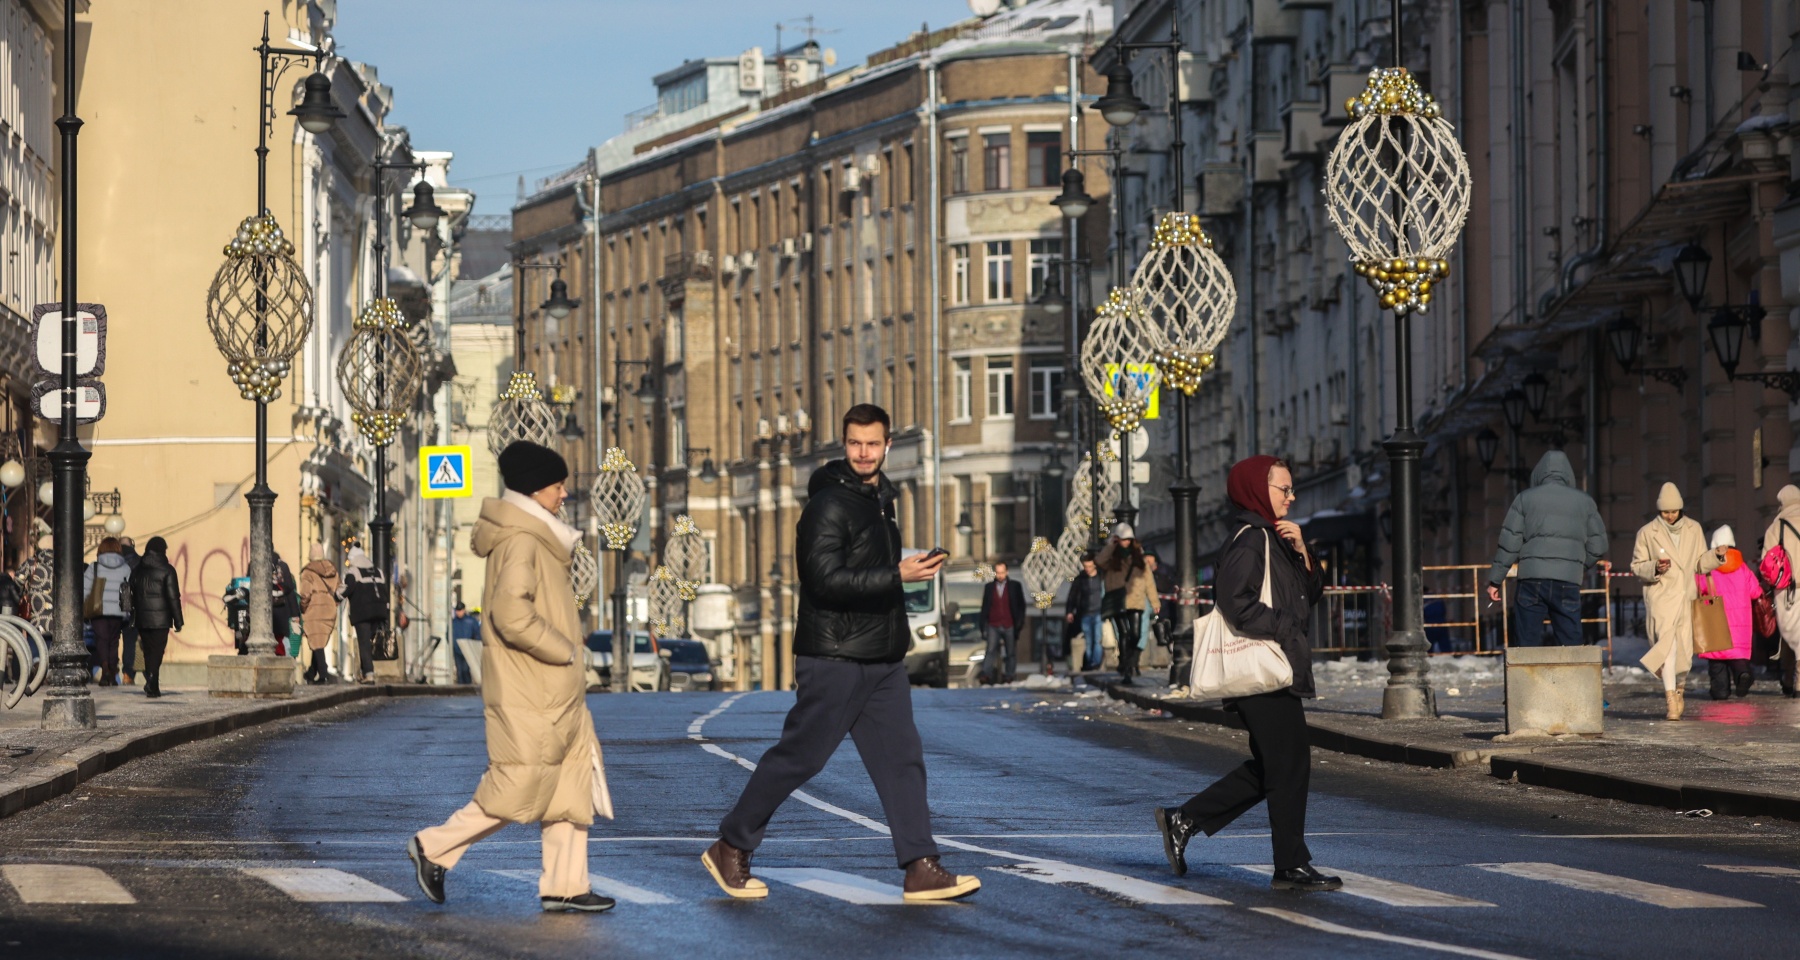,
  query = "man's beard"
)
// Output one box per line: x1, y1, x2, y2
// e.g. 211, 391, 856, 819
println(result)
850, 452, 886, 480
